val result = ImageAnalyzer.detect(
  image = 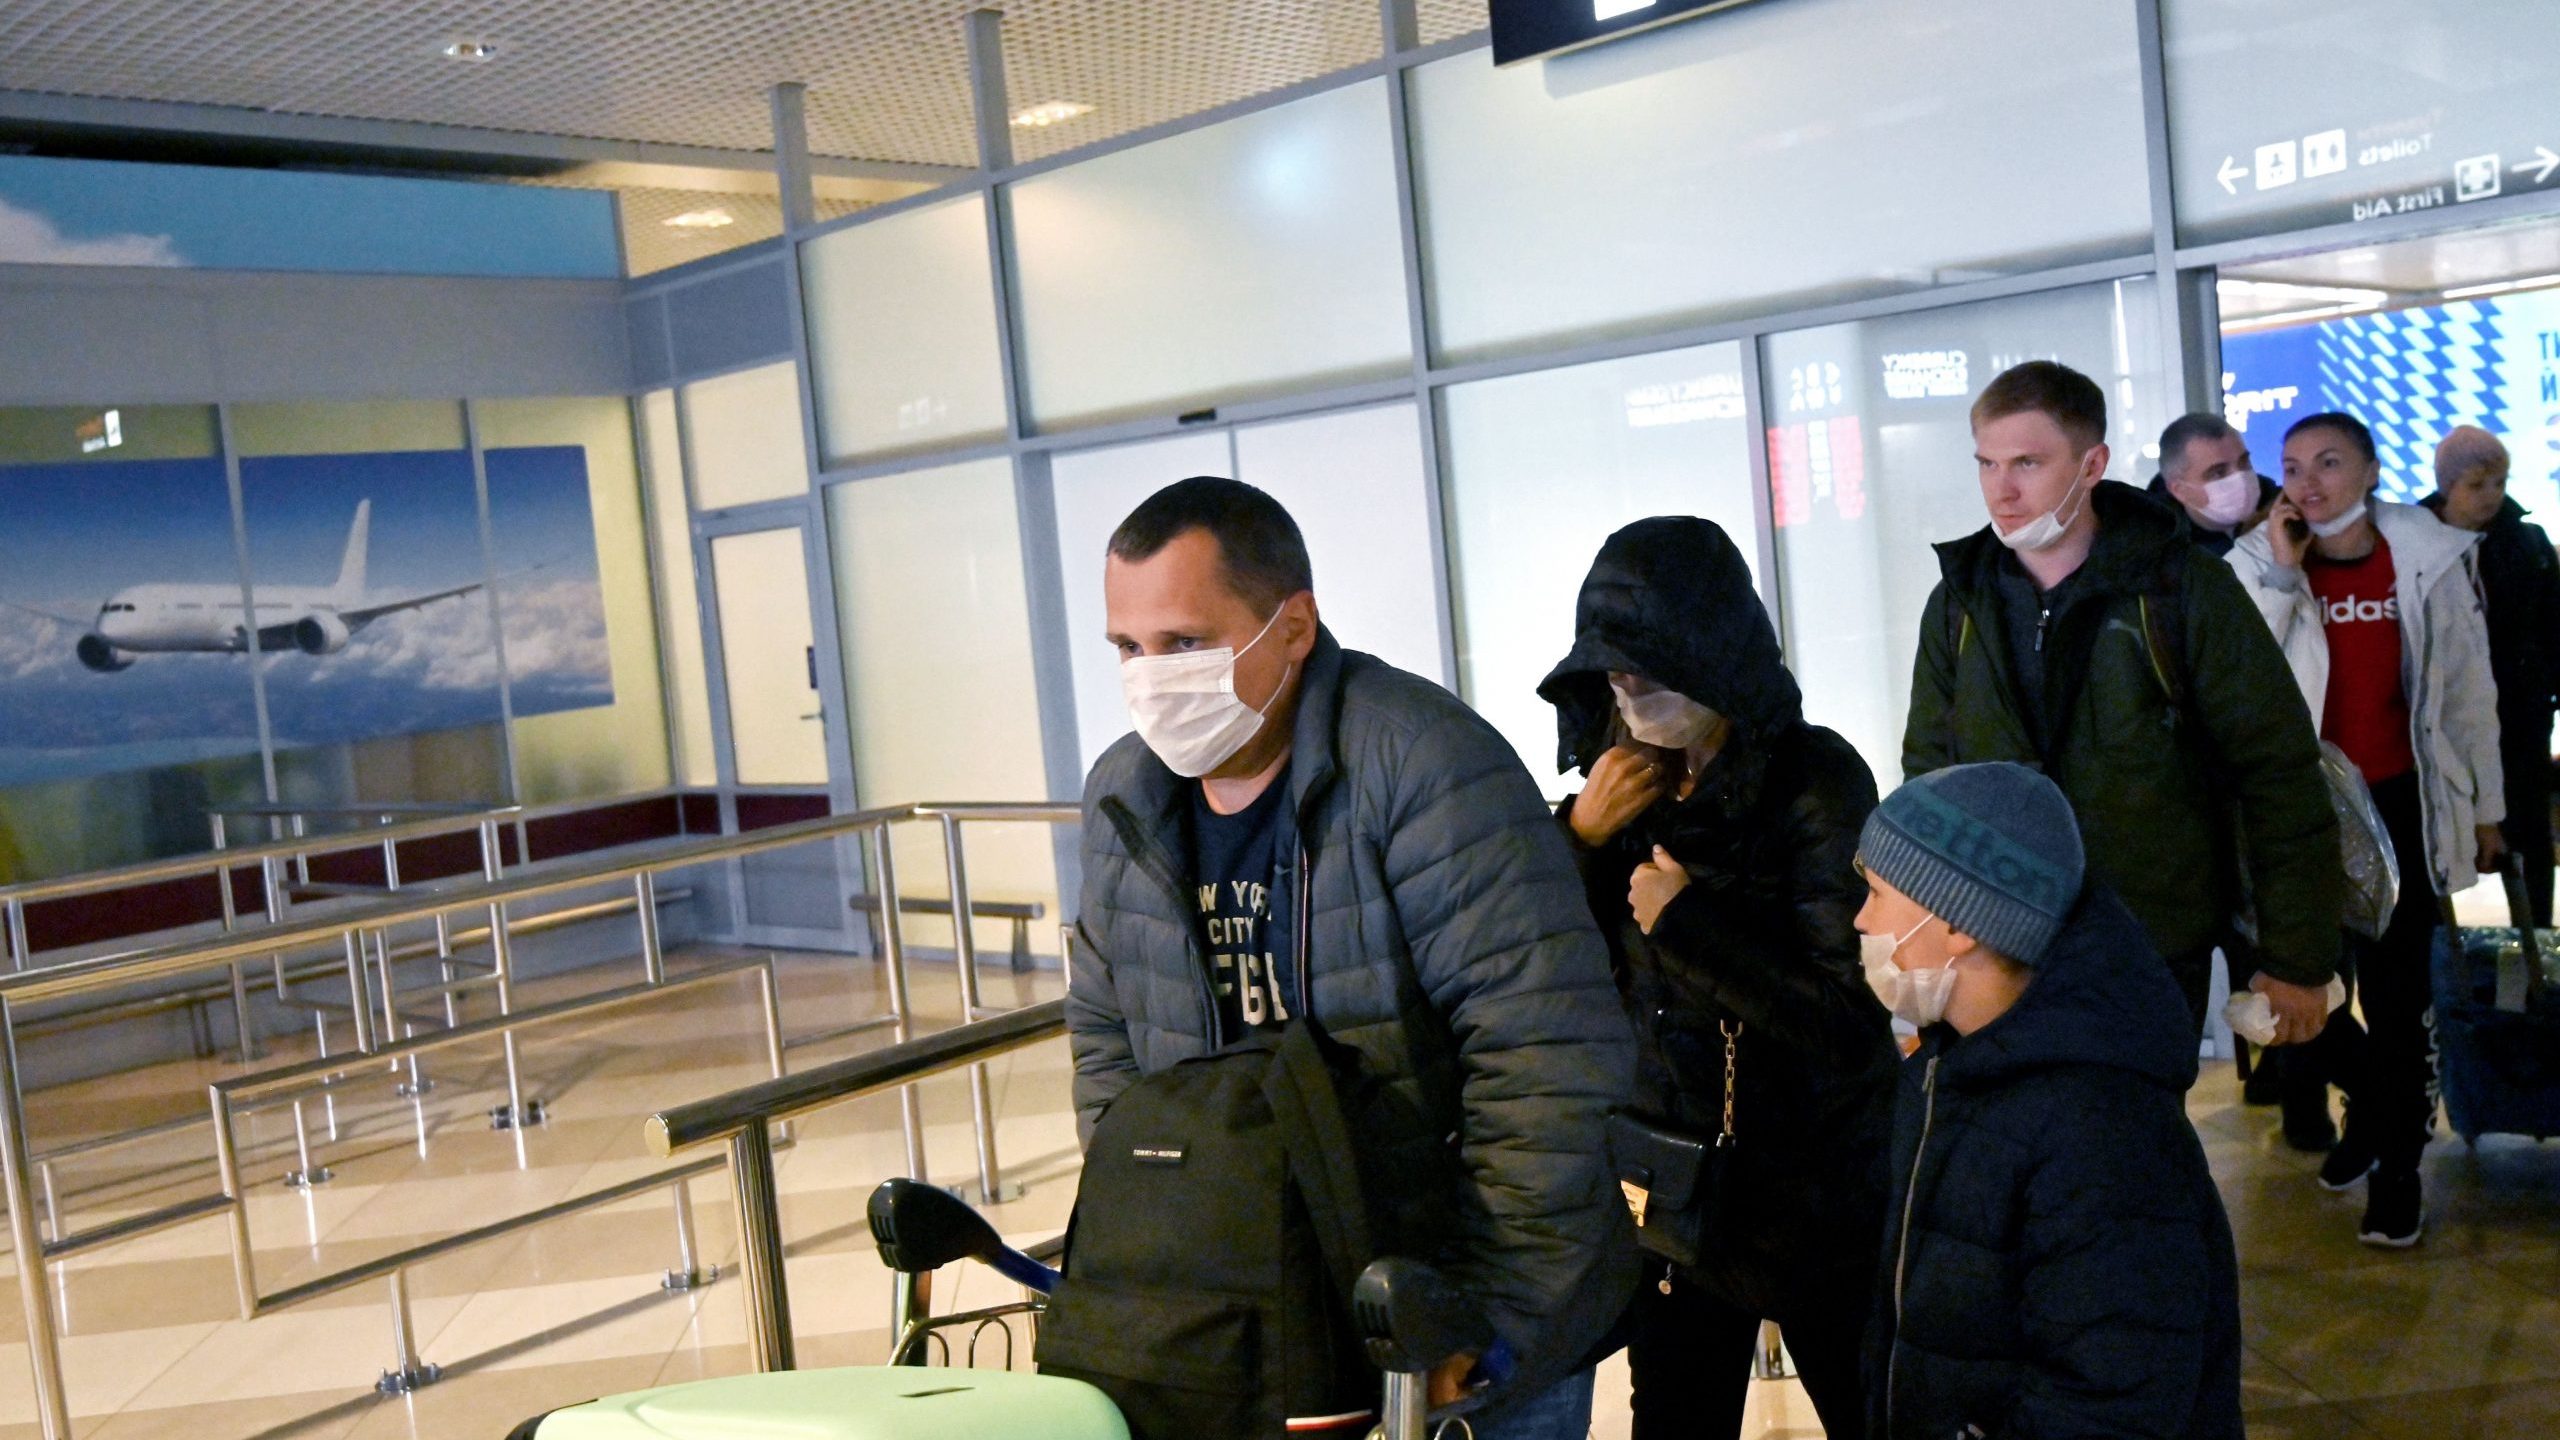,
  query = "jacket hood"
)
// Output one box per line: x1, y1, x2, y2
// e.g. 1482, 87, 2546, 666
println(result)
1935, 480, 2187, 598
1929, 885, 2199, 1093
1538, 516, 1798, 775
